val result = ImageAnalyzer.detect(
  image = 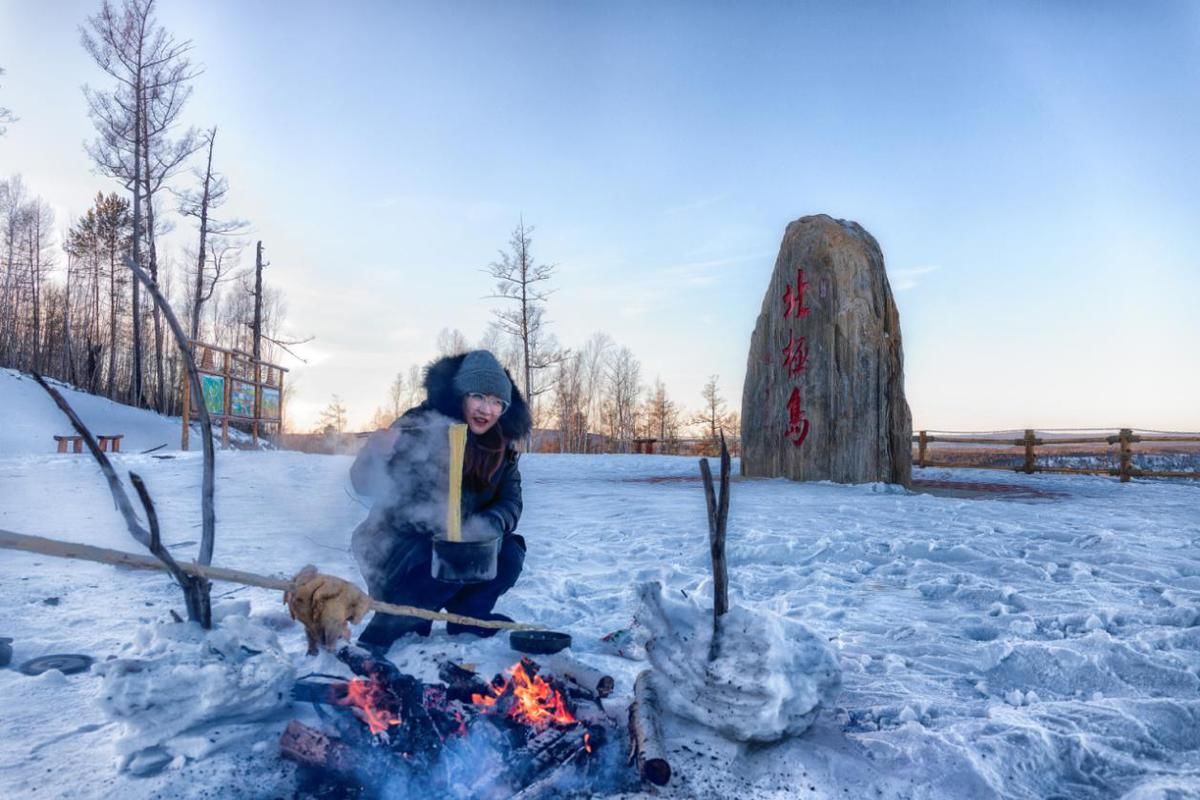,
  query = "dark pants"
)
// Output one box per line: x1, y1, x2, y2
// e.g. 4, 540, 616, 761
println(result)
358, 533, 525, 649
